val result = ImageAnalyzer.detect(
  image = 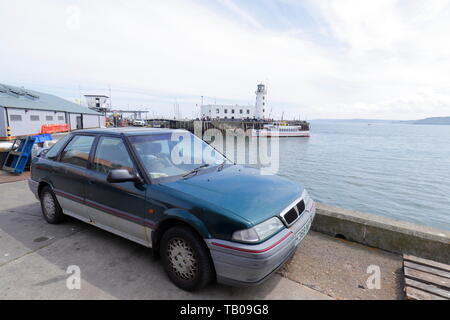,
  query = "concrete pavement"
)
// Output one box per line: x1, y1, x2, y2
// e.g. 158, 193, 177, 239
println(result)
281, 231, 405, 299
